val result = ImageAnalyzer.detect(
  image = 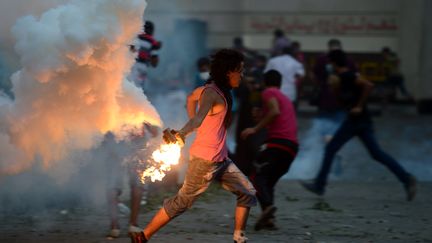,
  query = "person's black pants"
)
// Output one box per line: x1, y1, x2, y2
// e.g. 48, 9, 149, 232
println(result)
252, 138, 298, 210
